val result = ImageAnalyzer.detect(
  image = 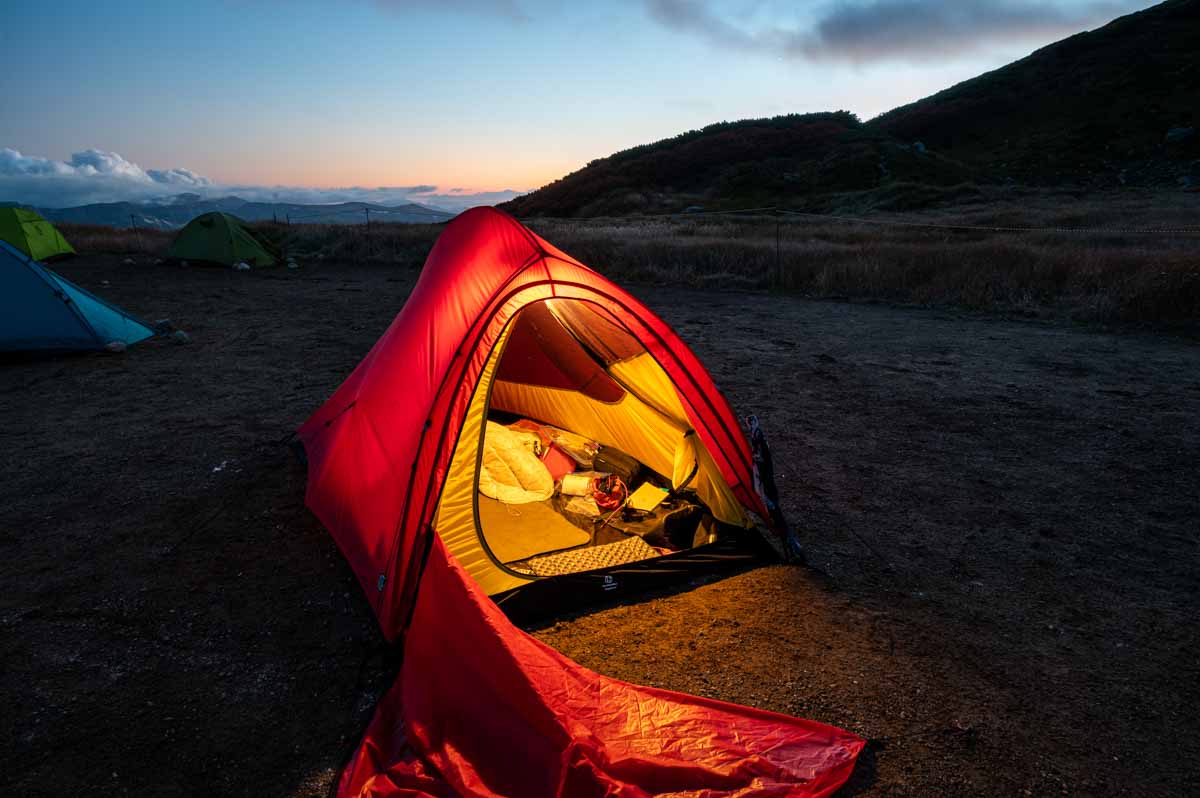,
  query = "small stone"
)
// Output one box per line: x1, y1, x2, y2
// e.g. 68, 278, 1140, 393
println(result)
1166, 126, 1195, 145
